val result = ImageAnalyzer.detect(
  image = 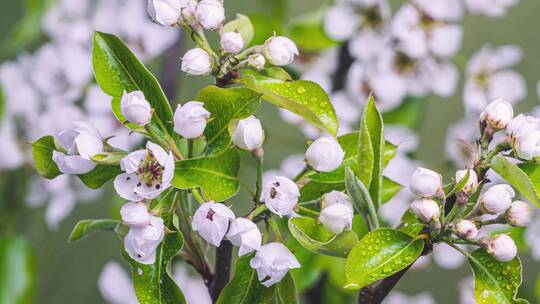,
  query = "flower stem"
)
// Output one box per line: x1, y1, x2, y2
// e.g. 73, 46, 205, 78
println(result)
253, 148, 264, 203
